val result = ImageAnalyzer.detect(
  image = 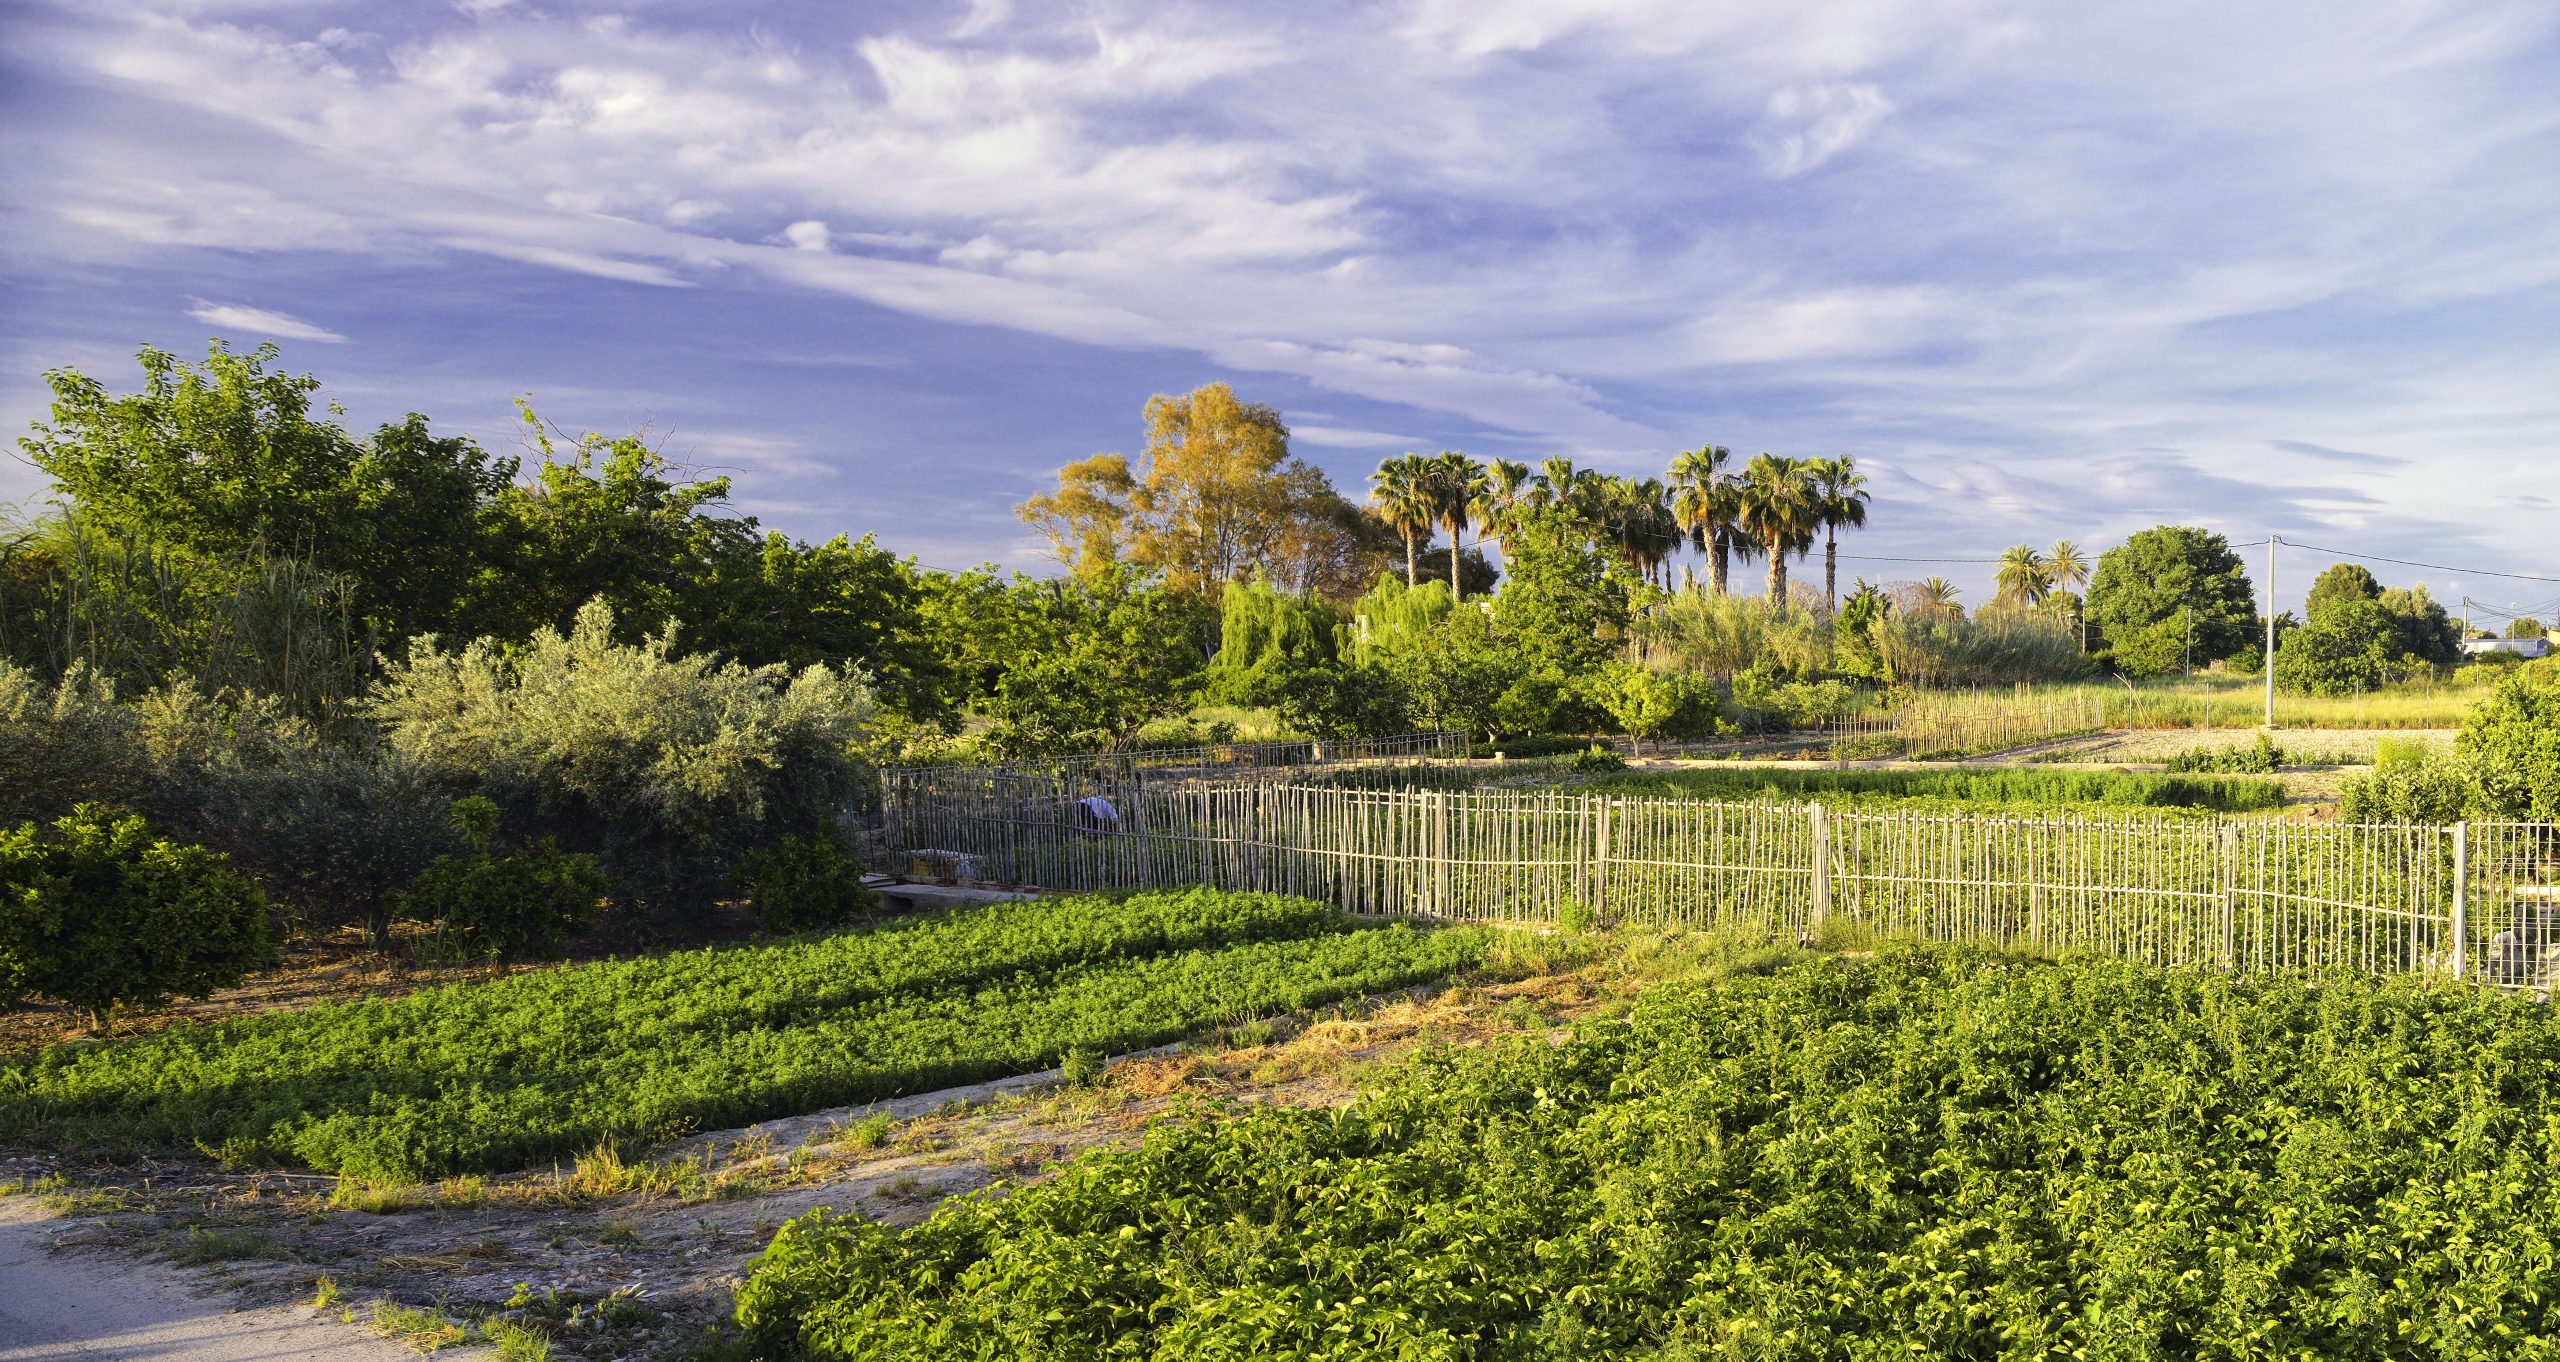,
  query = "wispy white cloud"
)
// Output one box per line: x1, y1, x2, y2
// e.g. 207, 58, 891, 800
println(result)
6, 0, 2560, 588
184, 300, 347, 343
